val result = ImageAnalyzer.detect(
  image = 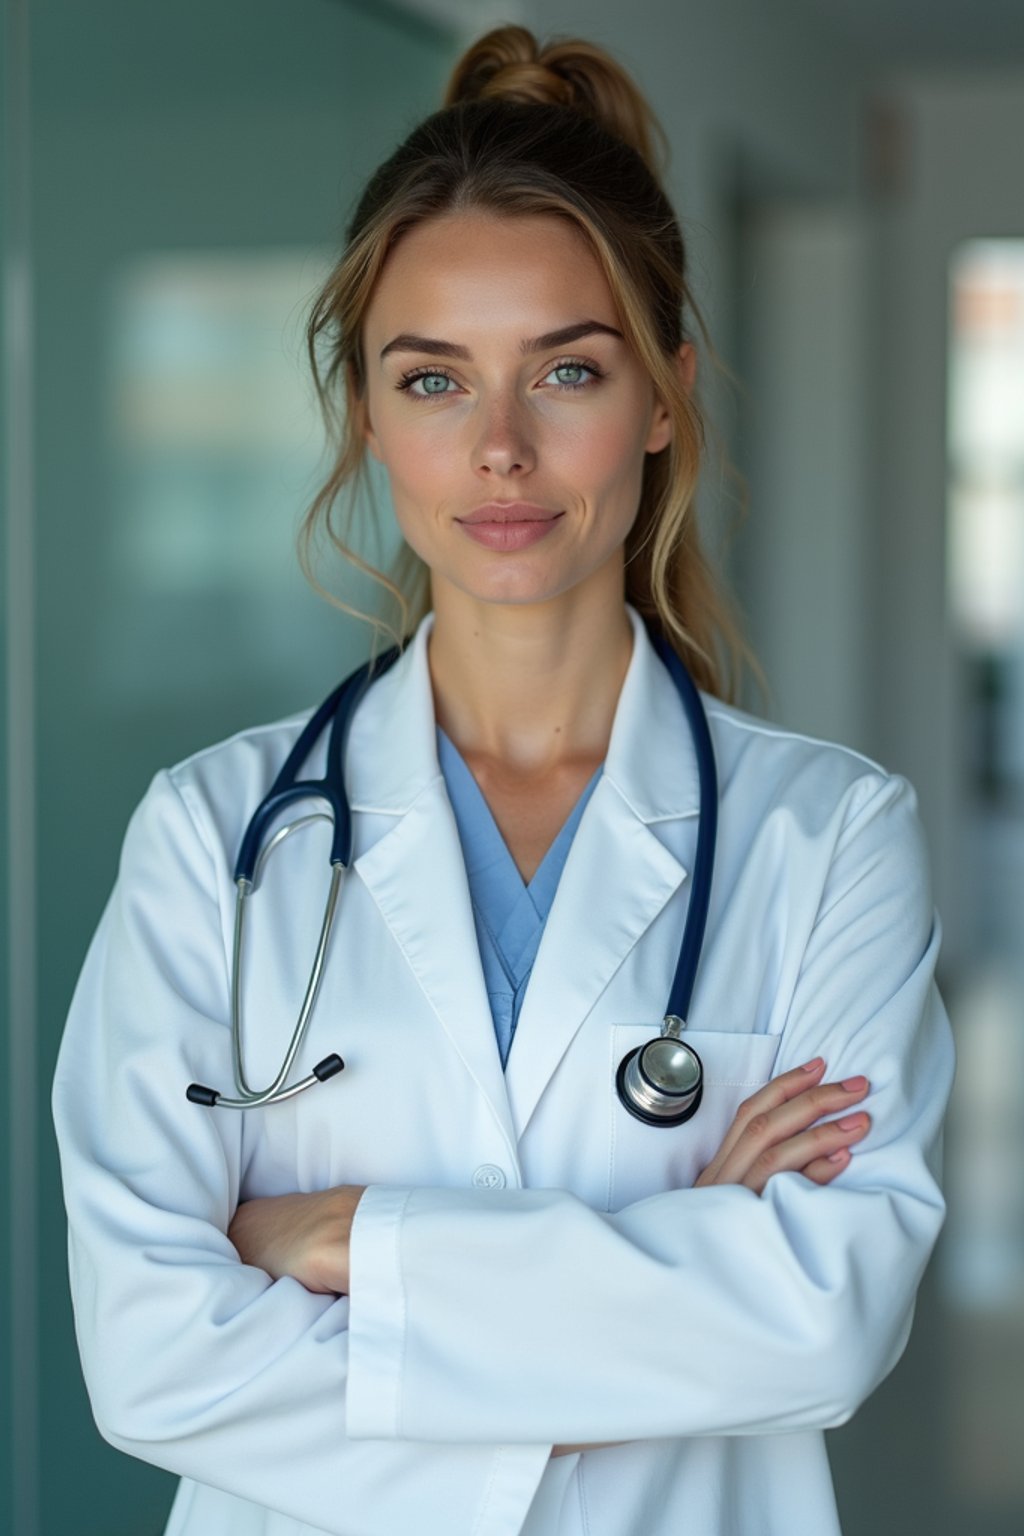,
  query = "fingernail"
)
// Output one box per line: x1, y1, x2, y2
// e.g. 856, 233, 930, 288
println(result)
828, 1148, 849, 1163
801, 1058, 824, 1072
841, 1075, 868, 1091
837, 1114, 867, 1131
